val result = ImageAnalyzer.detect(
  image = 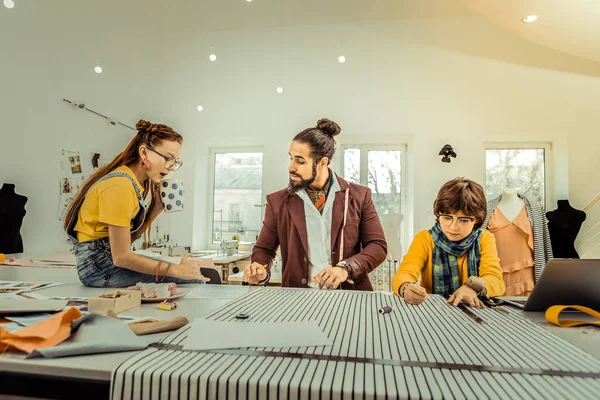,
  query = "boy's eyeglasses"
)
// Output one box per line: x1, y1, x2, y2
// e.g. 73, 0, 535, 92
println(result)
438, 214, 476, 227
